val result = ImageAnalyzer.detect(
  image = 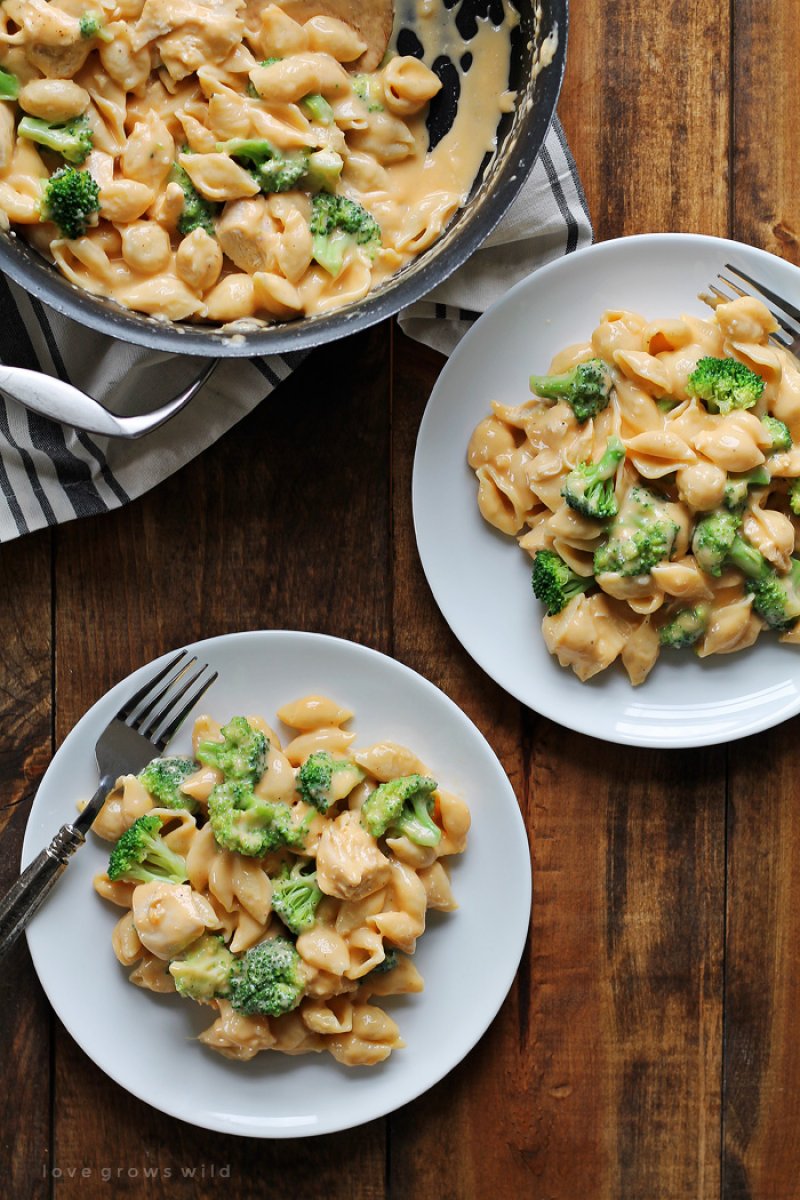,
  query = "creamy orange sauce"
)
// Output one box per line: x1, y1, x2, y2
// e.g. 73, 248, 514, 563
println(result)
0, 0, 528, 324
